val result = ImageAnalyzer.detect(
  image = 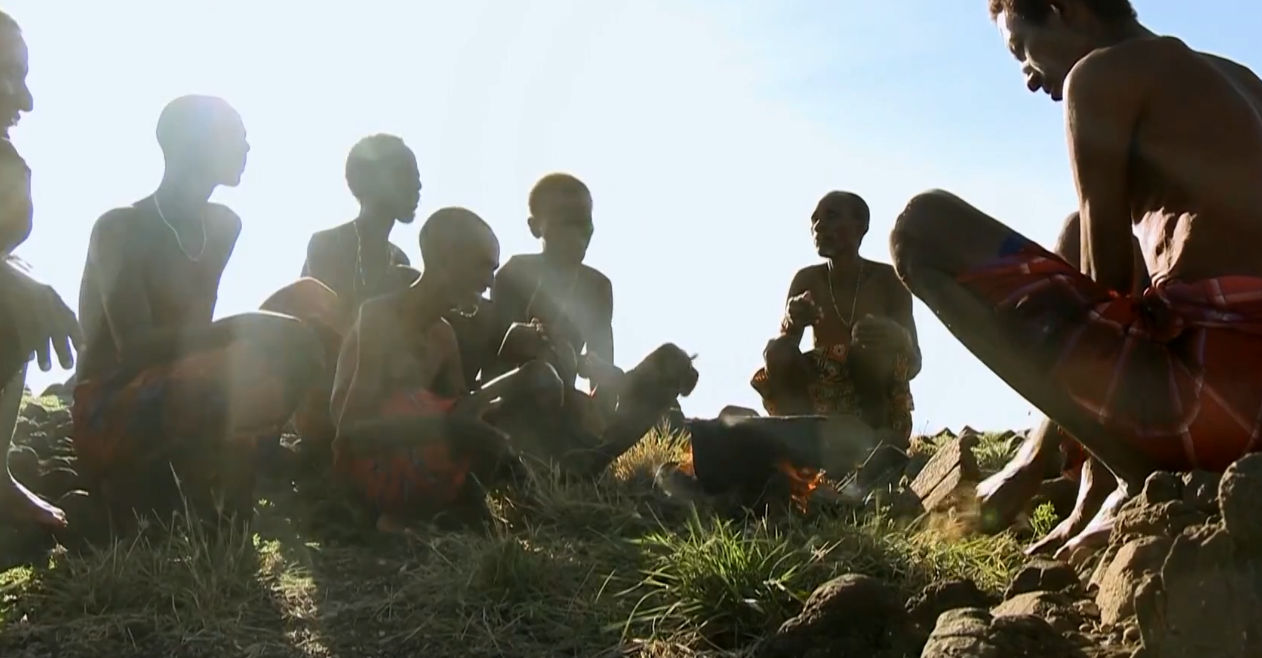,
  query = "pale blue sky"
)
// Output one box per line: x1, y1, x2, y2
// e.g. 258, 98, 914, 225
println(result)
8, 1, 1258, 433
